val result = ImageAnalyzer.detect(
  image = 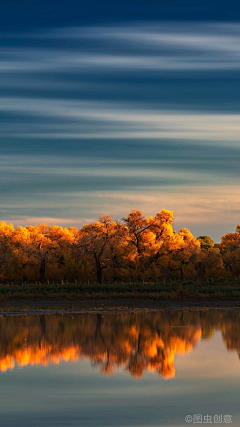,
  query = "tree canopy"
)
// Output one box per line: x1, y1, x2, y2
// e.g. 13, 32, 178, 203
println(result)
0, 210, 238, 283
